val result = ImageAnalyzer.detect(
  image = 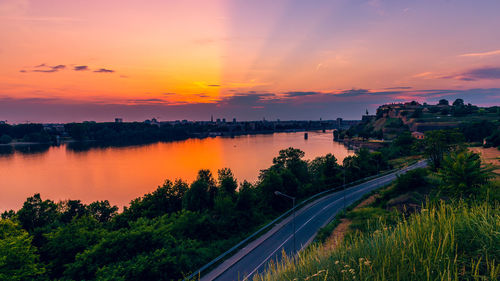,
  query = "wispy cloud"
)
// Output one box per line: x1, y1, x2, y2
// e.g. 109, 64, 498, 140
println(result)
1, 16, 81, 23
93, 68, 114, 73
74, 65, 88, 71
442, 66, 500, 81
20, 64, 117, 74
384, 86, 412, 90
459, 49, 500, 57
413, 72, 434, 78
32, 64, 65, 73
283, 91, 321, 97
